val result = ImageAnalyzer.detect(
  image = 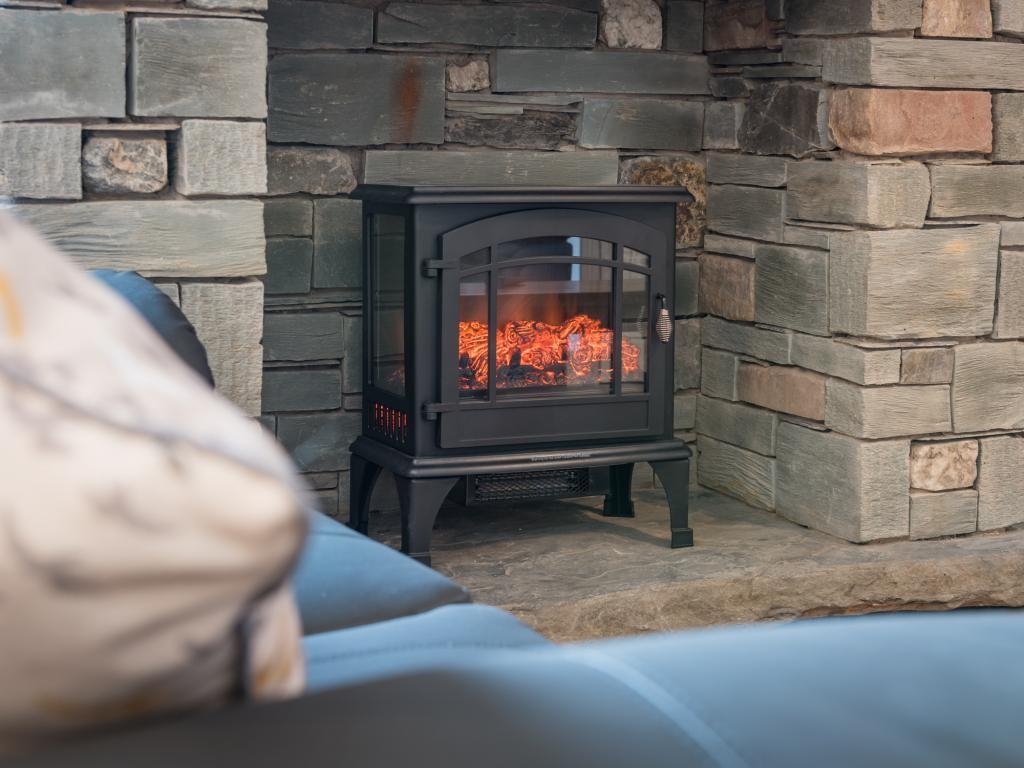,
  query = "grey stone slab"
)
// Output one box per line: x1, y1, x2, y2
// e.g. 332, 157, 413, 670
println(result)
910, 490, 978, 540
277, 411, 361, 472
978, 435, 1024, 529
829, 225, 1000, 339
708, 50, 784, 66
787, 161, 931, 228
175, 120, 266, 196
742, 64, 821, 79
180, 281, 264, 415
674, 318, 701, 391
787, 0, 922, 33
378, 2, 596, 47
792, 334, 902, 386
754, 244, 829, 336
930, 165, 1024, 219
697, 395, 777, 456
901, 348, 955, 385
0, 10, 125, 120
263, 368, 342, 412
775, 421, 910, 542
446, 110, 577, 151
825, 380, 952, 440
706, 184, 785, 242
264, 198, 313, 237
1003, 221, 1024, 246
267, 0, 372, 50
342, 313, 362, 393
993, 0, 1024, 35
993, 94, 1024, 162
710, 77, 749, 99
265, 238, 313, 295
783, 225, 833, 251
131, 18, 267, 118
666, 0, 703, 52
675, 394, 697, 432
702, 102, 742, 150
13, 201, 265, 278
676, 258, 699, 317
492, 50, 710, 95
270, 53, 443, 145
697, 436, 776, 510
702, 316, 792, 365
701, 348, 739, 401
952, 342, 1024, 432
783, 38, 824, 65
0, 123, 81, 200
706, 153, 787, 188
702, 234, 757, 259
313, 198, 362, 289
363, 150, 618, 186
264, 311, 346, 362
579, 99, 703, 151
823, 37, 1024, 90
267, 147, 357, 196
82, 136, 166, 195
996, 251, 1024, 339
